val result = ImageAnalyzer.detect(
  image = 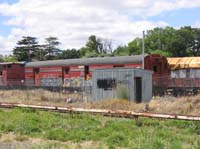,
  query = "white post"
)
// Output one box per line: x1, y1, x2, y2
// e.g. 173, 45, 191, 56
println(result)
142, 31, 145, 69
